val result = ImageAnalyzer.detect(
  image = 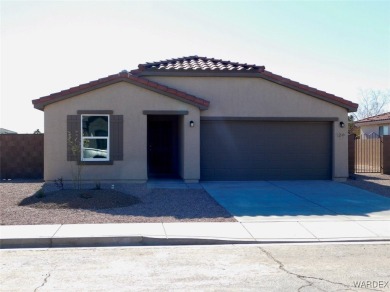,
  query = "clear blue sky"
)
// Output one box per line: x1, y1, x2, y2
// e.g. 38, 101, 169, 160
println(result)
1, 0, 389, 133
